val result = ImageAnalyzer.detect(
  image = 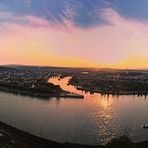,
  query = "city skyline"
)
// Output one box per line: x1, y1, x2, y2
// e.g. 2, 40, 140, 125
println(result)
0, 0, 148, 68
